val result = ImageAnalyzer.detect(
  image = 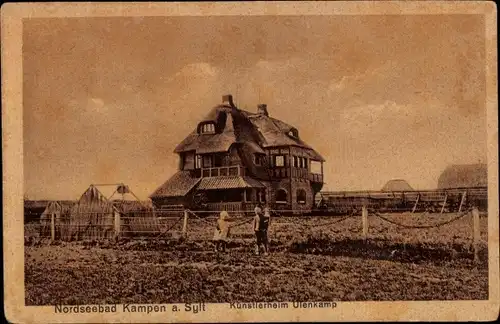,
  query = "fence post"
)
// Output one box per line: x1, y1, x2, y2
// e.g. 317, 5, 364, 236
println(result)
50, 213, 56, 241
458, 190, 467, 213
362, 205, 368, 240
472, 207, 480, 264
411, 194, 420, 213
182, 209, 189, 238
114, 211, 121, 238
440, 194, 448, 214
